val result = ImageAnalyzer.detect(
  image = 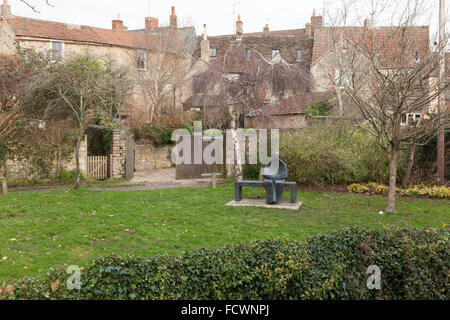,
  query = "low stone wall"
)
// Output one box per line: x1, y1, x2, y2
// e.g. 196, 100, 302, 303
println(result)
5, 135, 88, 181
135, 144, 173, 172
